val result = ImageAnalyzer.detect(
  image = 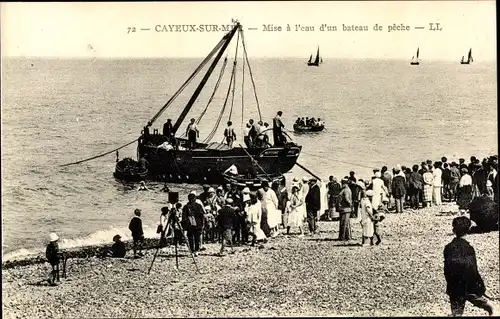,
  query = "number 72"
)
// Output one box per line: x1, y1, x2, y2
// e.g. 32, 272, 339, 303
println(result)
127, 27, 137, 34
